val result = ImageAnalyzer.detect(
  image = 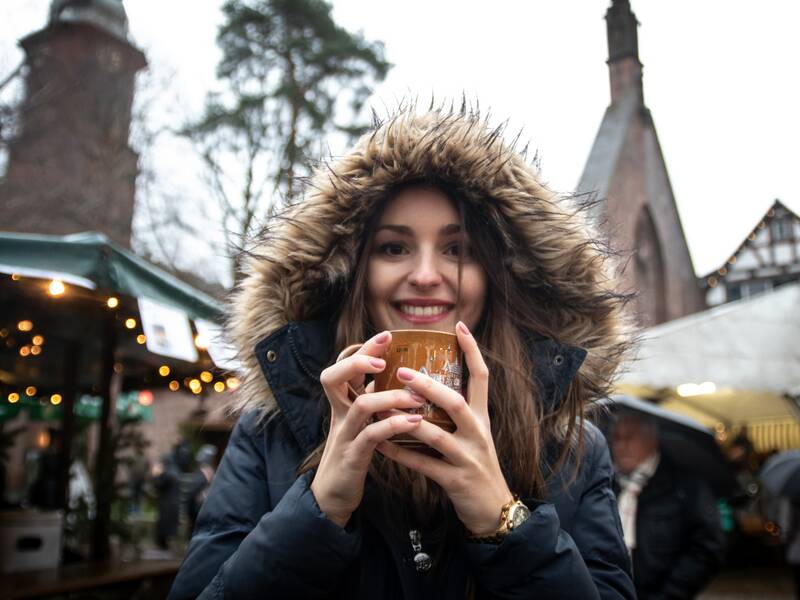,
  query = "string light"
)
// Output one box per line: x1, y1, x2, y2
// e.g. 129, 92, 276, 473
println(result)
189, 379, 202, 394
213, 381, 225, 393
30, 345, 42, 356
168, 380, 180, 392
136, 334, 146, 344
200, 371, 213, 383
0, 328, 8, 337
19, 346, 31, 357
226, 377, 241, 390
25, 386, 37, 396
11, 273, 21, 281
17, 320, 33, 332
107, 297, 119, 308
50, 394, 62, 405
48, 279, 66, 296
707, 277, 718, 288
8, 393, 20, 403
158, 365, 171, 377
125, 318, 137, 329
194, 333, 209, 350
32, 335, 44, 345
113, 363, 124, 374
